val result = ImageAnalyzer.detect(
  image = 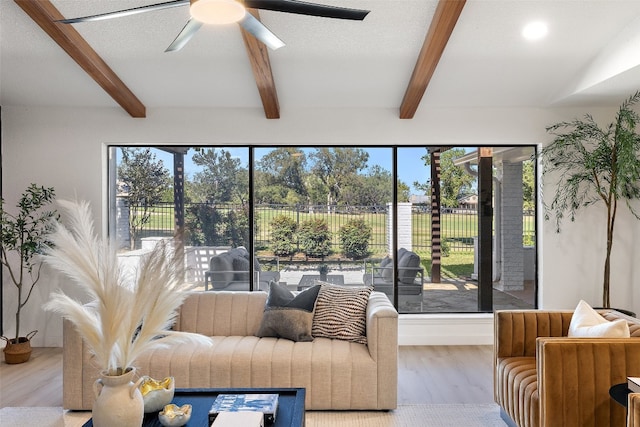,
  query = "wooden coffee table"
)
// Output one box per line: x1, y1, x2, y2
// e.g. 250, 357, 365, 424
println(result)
82, 387, 305, 427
